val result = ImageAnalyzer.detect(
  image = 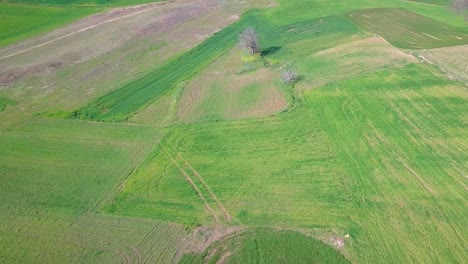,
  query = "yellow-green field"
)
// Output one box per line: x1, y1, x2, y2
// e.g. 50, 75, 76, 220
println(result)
0, 0, 467, 263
